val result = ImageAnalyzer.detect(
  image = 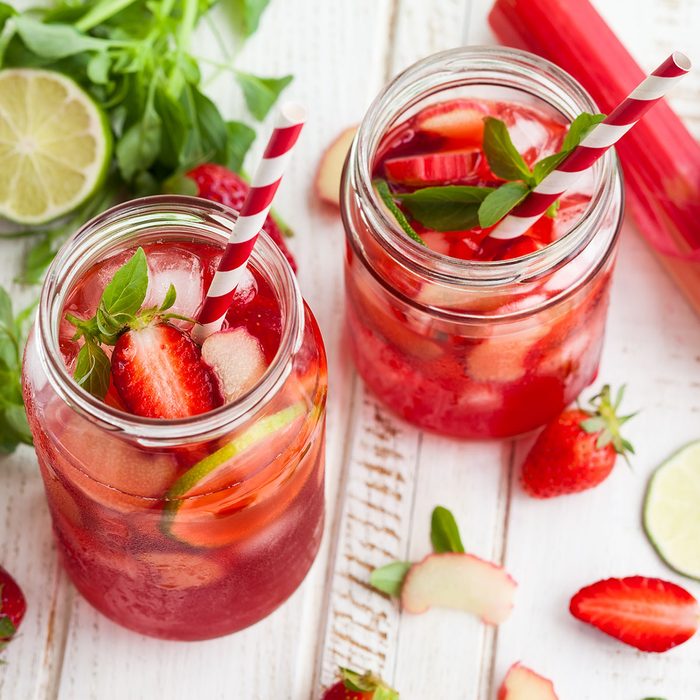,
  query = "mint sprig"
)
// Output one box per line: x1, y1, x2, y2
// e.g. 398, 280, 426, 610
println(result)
370, 506, 466, 597
379, 110, 605, 236
67, 248, 188, 400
